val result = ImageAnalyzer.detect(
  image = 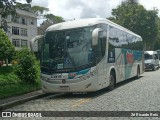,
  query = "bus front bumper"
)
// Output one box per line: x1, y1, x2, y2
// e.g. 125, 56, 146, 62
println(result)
41, 77, 97, 93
